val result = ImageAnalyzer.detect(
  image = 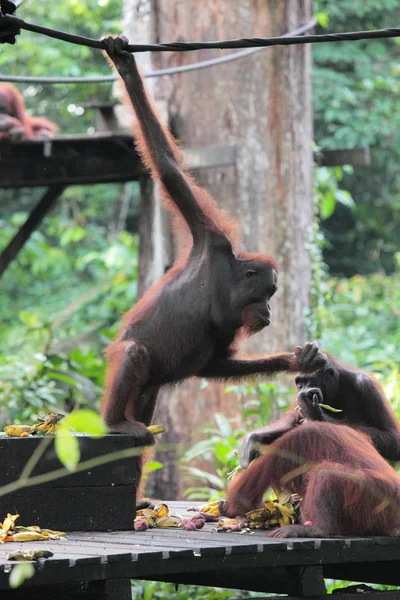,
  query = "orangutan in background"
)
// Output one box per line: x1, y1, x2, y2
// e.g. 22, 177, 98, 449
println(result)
0, 83, 58, 141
